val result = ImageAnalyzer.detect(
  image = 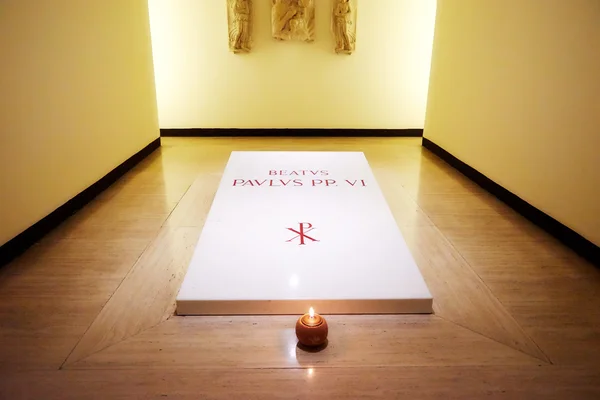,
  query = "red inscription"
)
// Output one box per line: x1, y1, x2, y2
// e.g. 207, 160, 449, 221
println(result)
270, 170, 329, 176
345, 180, 367, 187
312, 179, 337, 186
233, 176, 365, 188
286, 222, 319, 245
233, 179, 303, 186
